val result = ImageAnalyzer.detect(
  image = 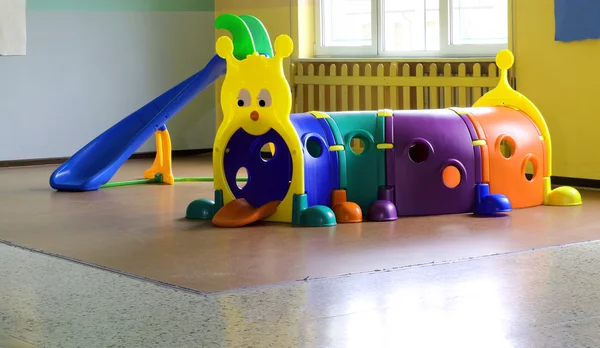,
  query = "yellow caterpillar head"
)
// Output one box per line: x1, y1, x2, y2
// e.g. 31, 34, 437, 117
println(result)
216, 34, 294, 136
